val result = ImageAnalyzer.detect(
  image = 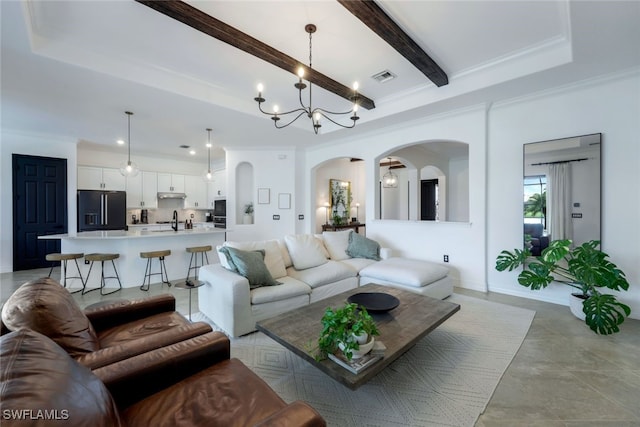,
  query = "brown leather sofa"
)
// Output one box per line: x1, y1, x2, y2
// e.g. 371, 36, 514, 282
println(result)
1, 277, 212, 369
1, 328, 326, 426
